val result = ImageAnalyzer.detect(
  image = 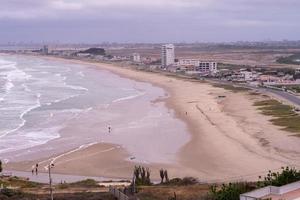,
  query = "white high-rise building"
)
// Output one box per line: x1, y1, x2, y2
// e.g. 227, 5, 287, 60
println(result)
161, 44, 175, 68
132, 53, 141, 63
